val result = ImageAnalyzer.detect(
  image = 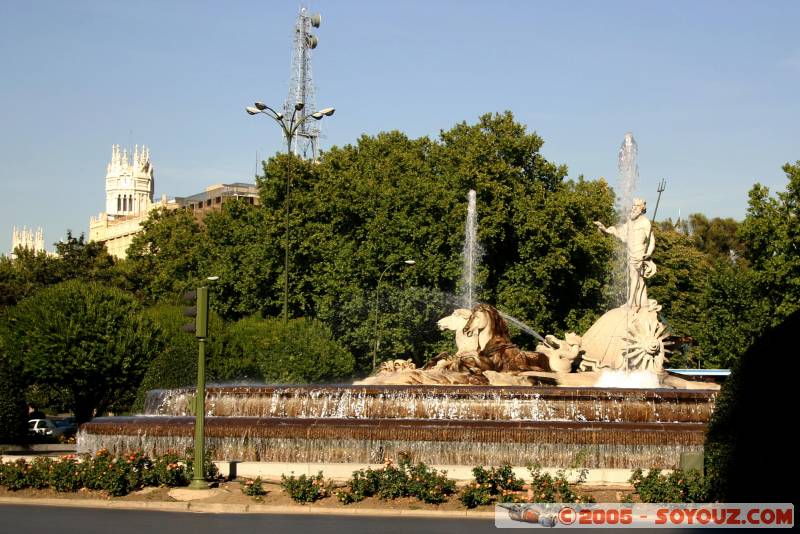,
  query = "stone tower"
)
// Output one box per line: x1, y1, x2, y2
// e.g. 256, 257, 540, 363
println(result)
10, 226, 46, 256
105, 144, 154, 218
